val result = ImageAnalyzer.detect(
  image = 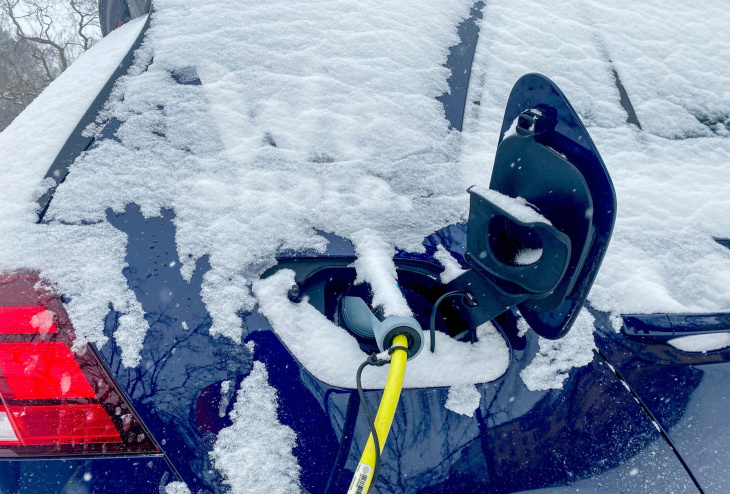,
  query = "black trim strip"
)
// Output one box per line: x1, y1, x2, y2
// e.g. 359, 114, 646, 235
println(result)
36, 14, 152, 222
